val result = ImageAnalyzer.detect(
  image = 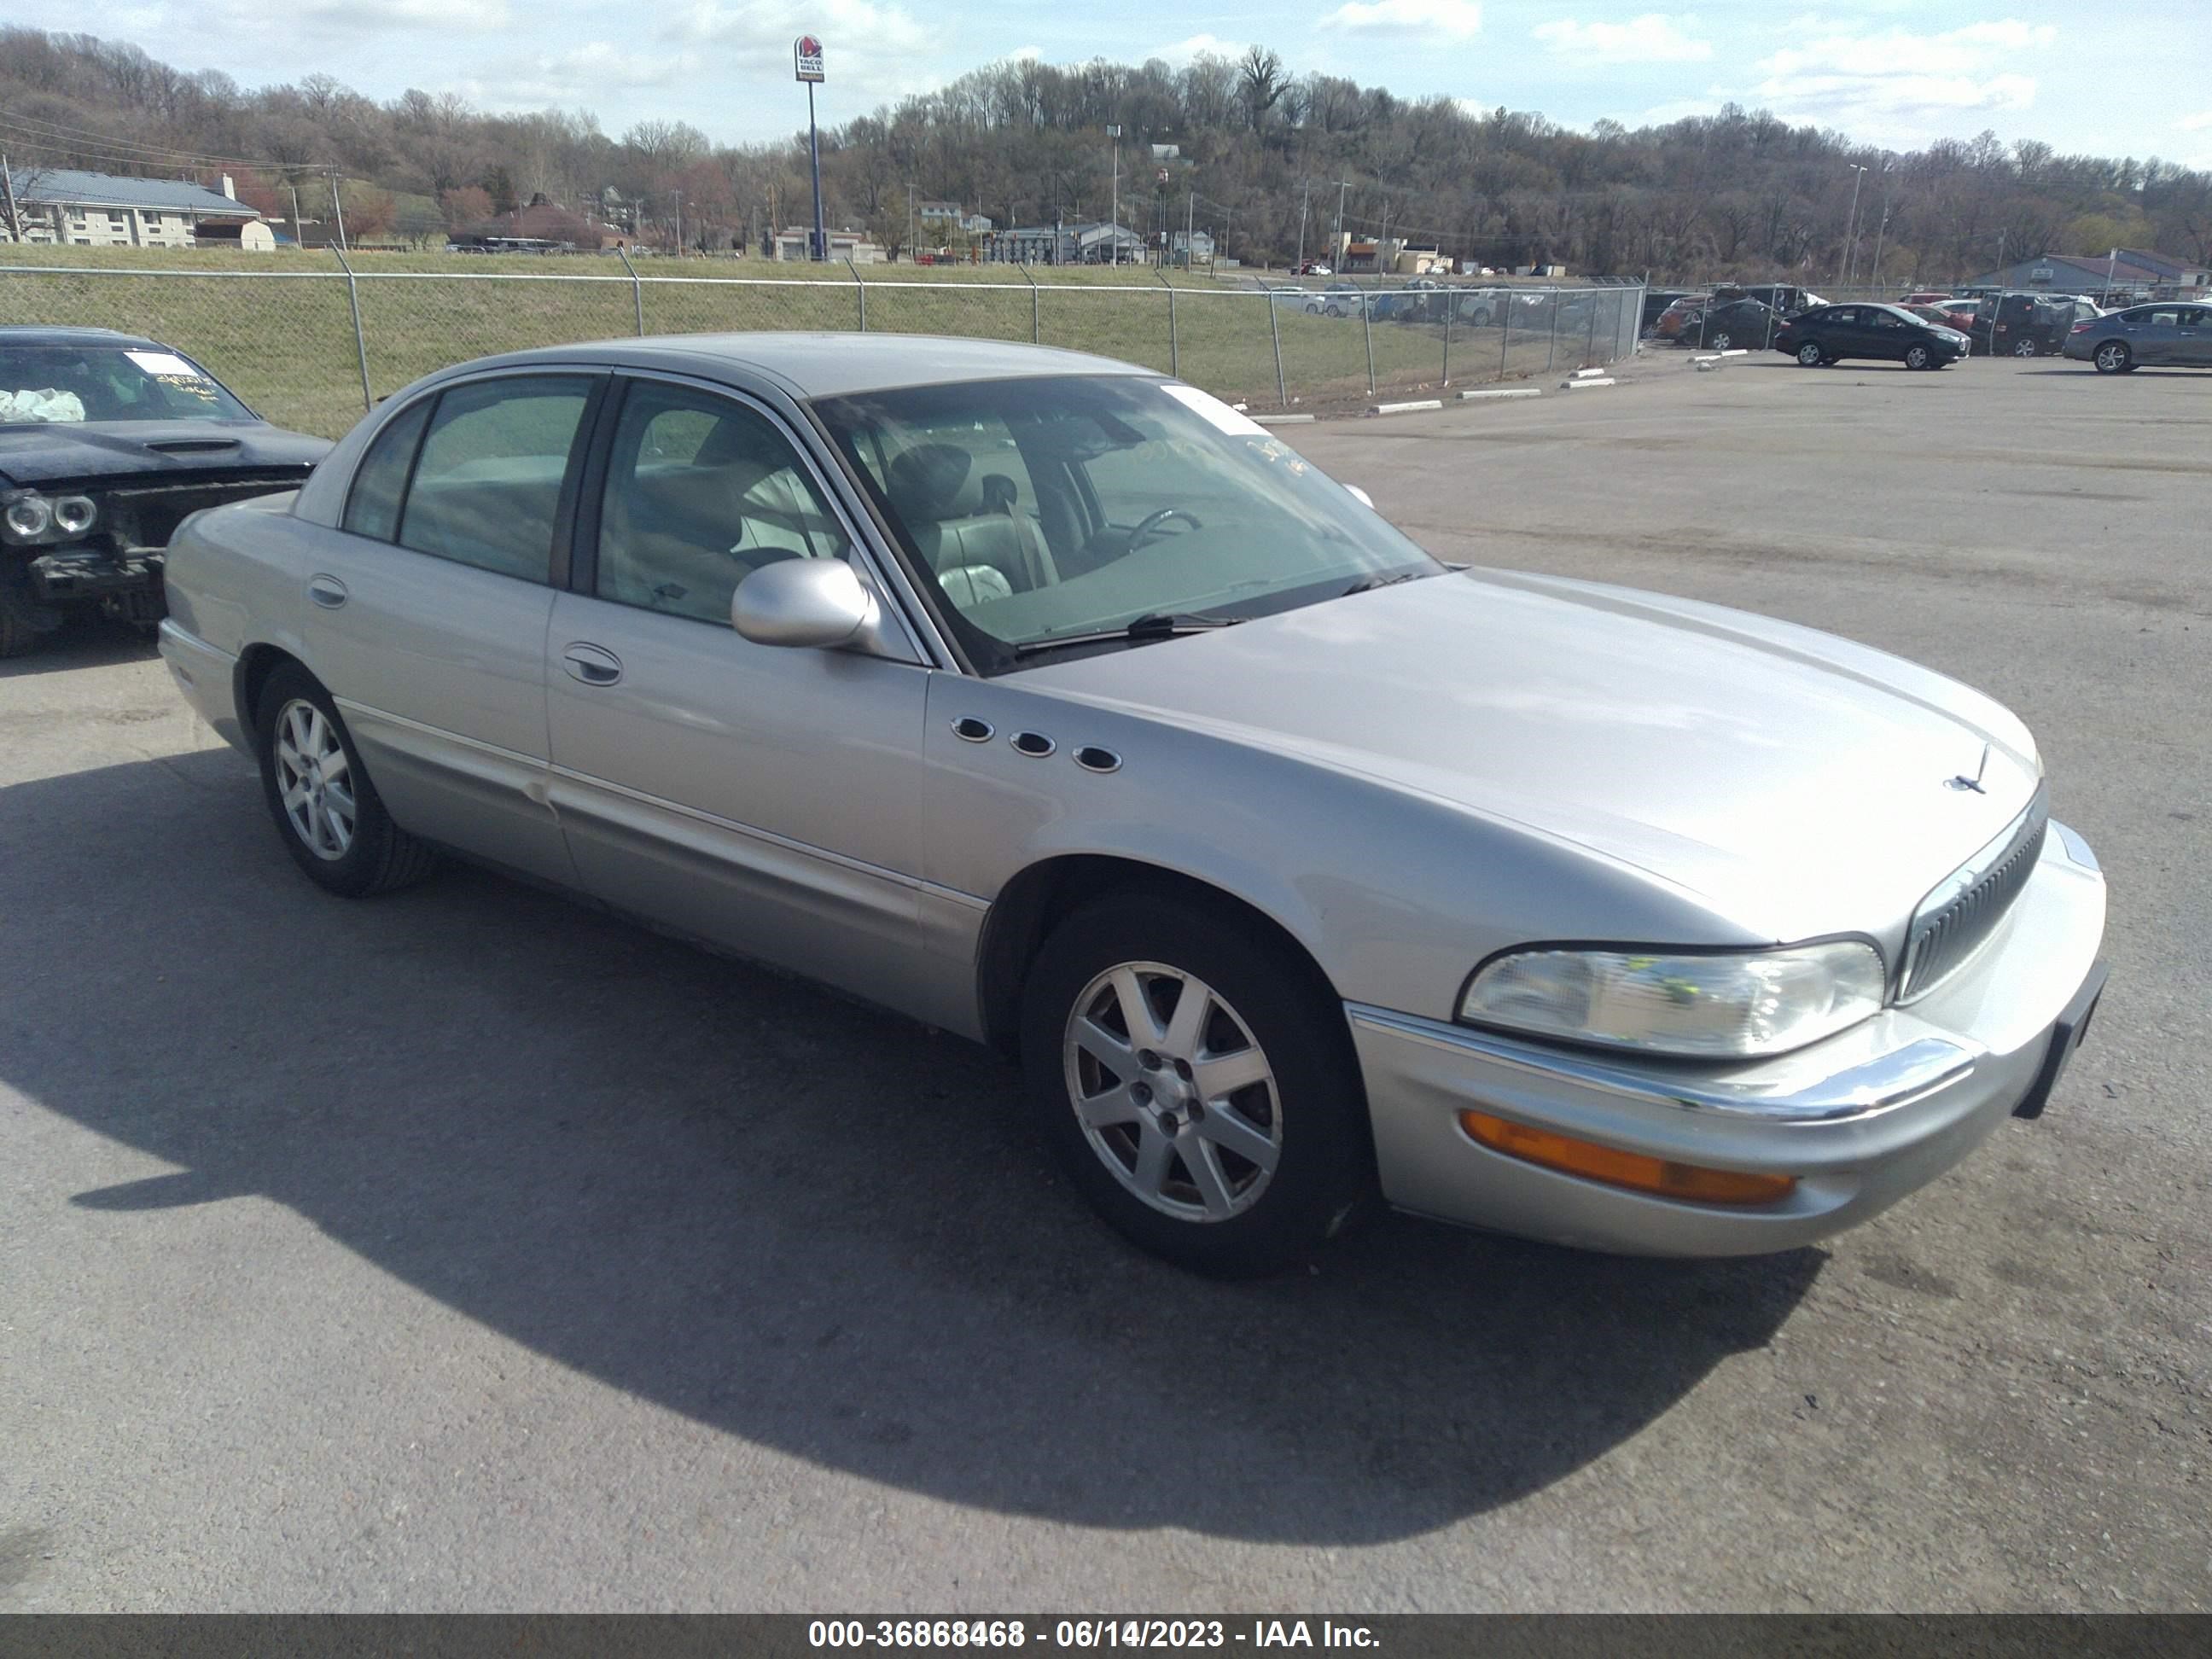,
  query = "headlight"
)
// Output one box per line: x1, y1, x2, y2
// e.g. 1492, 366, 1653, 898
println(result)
1458, 940, 1887, 1059
3, 494, 53, 540
54, 495, 97, 536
